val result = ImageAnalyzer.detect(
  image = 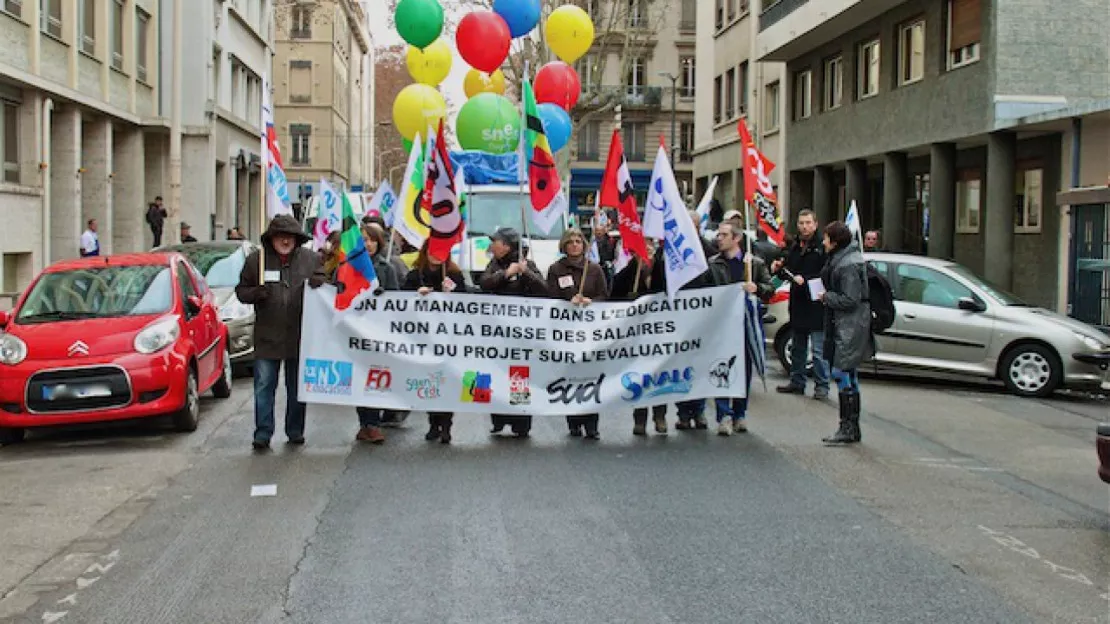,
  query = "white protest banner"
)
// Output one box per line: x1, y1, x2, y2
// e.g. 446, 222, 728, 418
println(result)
297, 285, 748, 415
